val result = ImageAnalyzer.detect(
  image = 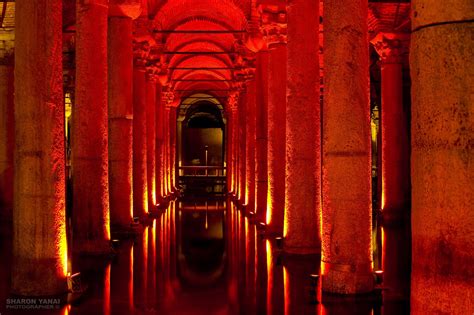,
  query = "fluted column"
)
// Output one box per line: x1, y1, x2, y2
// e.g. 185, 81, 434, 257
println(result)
146, 75, 157, 209
12, 0, 67, 294
108, 15, 134, 231
322, 0, 373, 293
255, 51, 269, 222
133, 42, 149, 219
73, 0, 111, 253
245, 80, 257, 209
410, 1, 473, 313
266, 42, 286, 235
284, 0, 321, 253
371, 33, 410, 221
0, 63, 14, 225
